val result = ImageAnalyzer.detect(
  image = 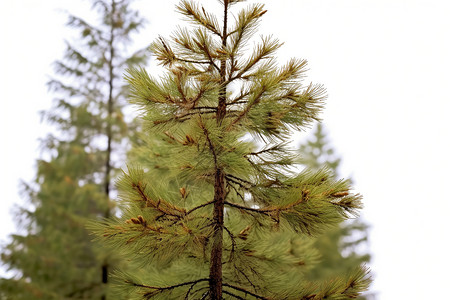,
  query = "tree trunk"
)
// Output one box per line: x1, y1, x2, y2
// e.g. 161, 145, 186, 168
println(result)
209, 168, 226, 299
101, 1, 116, 299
